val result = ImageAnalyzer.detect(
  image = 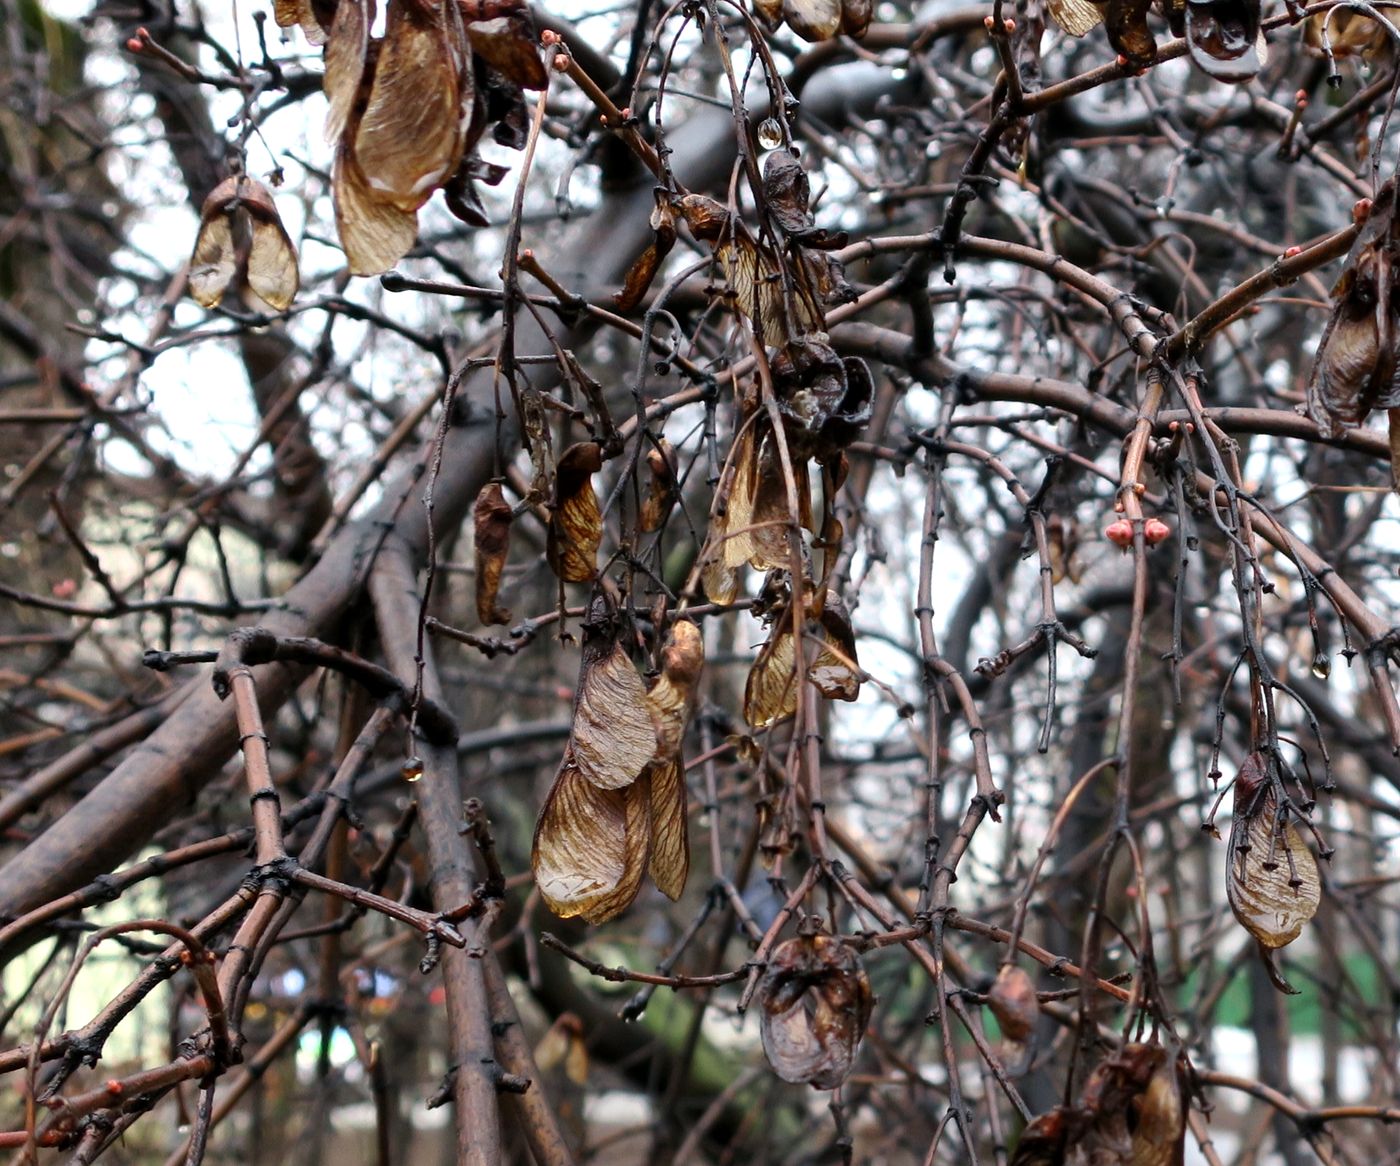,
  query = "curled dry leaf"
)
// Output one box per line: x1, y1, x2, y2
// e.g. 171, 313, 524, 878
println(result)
1009, 1043, 1187, 1166
473, 481, 512, 625
1226, 752, 1321, 951
547, 442, 604, 583
759, 924, 873, 1089
188, 176, 300, 313
987, 965, 1038, 1044
532, 753, 651, 923
1307, 179, 1400, 440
